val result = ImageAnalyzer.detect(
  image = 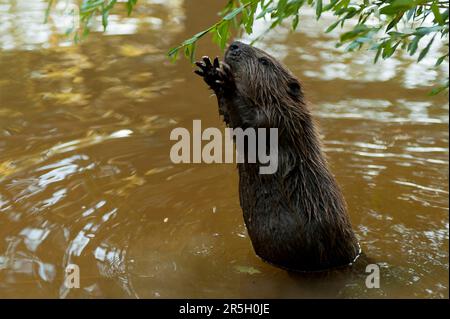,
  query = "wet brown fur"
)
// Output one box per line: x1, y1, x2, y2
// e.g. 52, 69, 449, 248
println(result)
195, 41, 361, 271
